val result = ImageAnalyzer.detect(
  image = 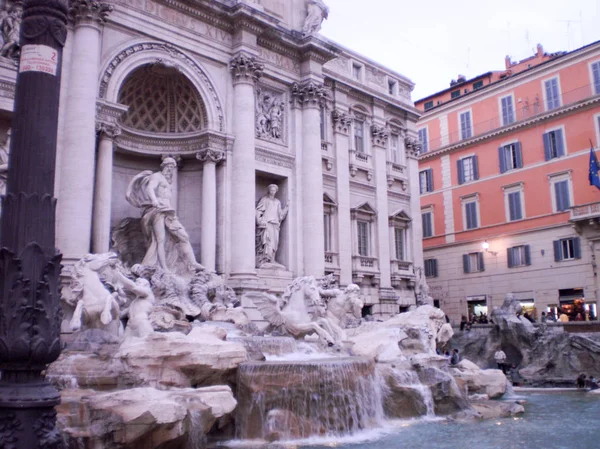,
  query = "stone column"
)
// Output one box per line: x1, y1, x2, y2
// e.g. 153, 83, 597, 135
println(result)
293, 81, 327, 277
57, 0, 112, 261
229, 54, 263, 281
92, 123, 120, 253
197, 149, 225, 272
332, 109, 353, 285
